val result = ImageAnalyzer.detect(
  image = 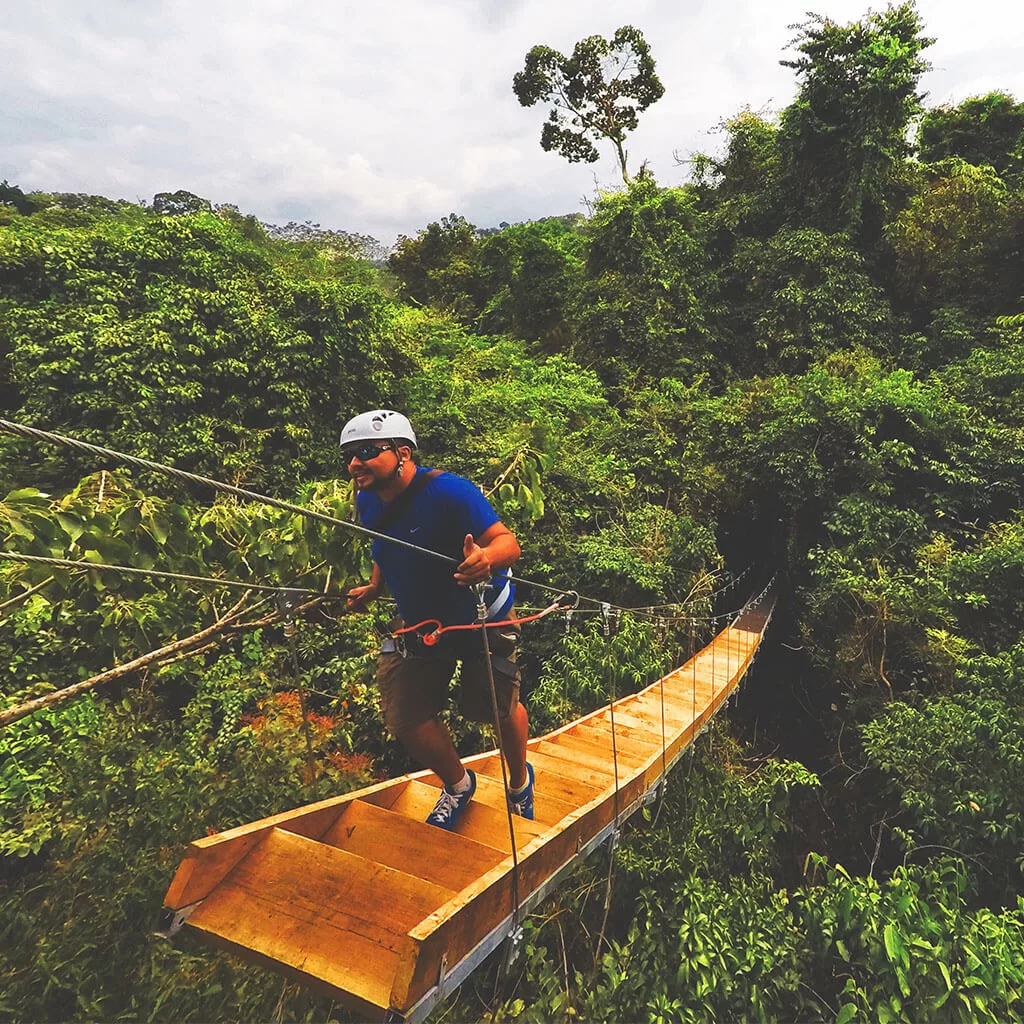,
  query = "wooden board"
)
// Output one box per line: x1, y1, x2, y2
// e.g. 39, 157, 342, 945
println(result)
416, 769, 577, 828
164, 594, 777, 1021
317, 800, 502, 892
187, 828, 452, 1011
362, 779, 545, 852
